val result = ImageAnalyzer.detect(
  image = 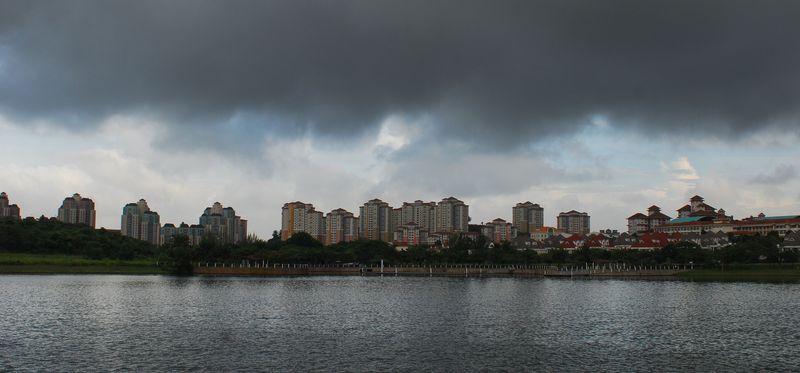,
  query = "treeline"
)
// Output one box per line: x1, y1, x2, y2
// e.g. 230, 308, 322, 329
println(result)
2, 219, 797, 273
0, 217, 157, 260
161, 231, 800, 269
